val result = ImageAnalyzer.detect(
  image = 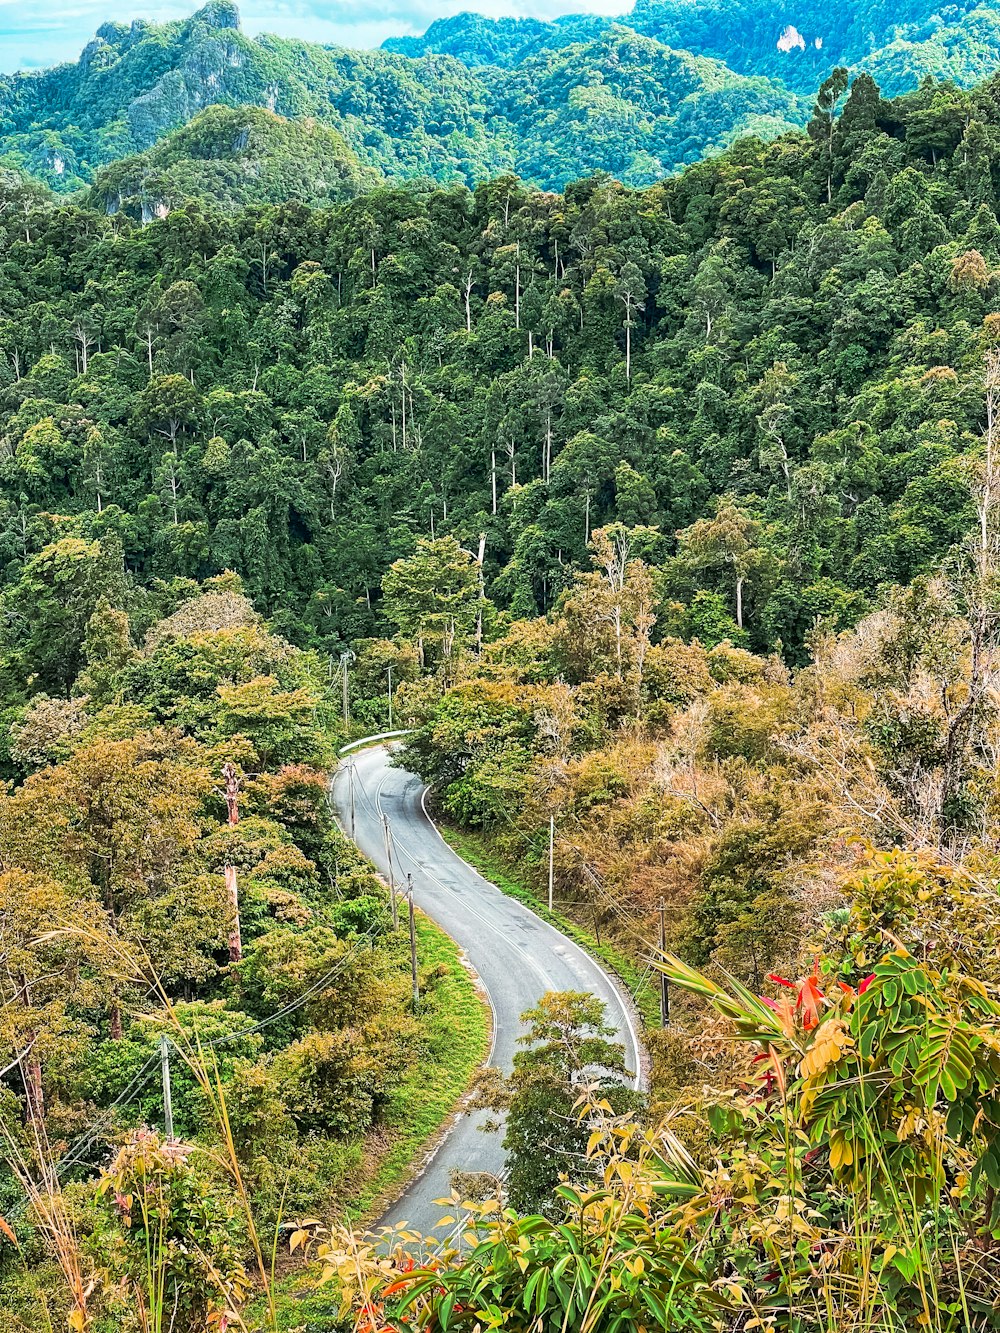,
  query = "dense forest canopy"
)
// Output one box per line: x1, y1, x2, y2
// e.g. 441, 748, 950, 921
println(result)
1, 64, 999, 726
